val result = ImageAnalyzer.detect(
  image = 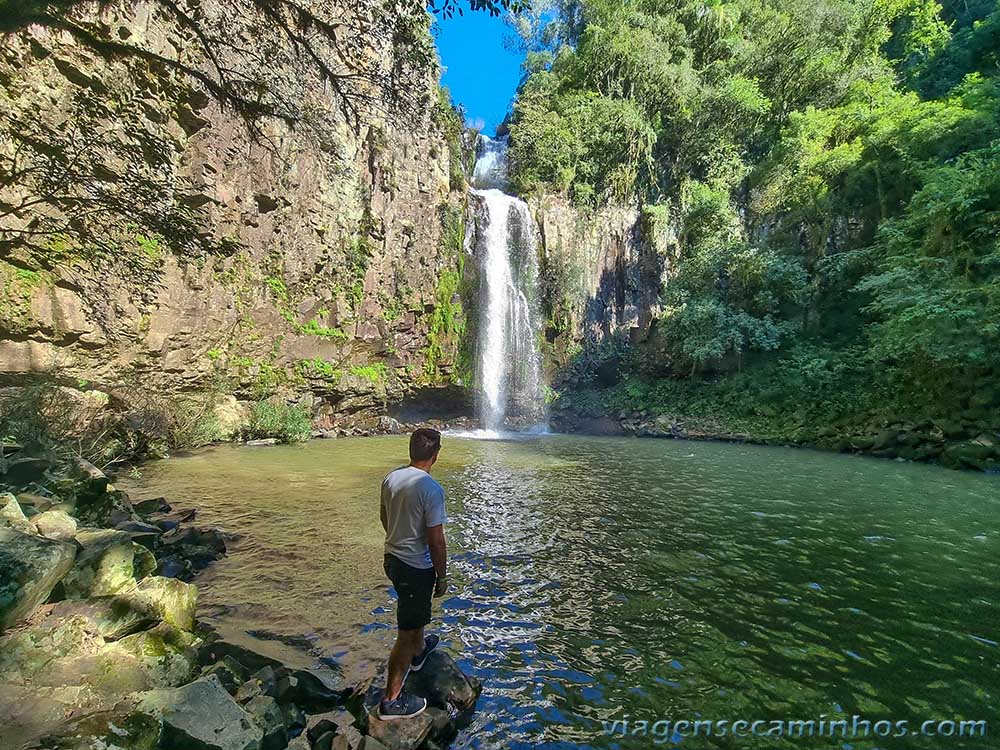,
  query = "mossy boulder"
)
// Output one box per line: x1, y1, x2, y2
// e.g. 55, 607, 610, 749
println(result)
61, 528, 149, 598
126, 576, 198, 631
0, 527, 76, 632
107, 622, 201, 689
